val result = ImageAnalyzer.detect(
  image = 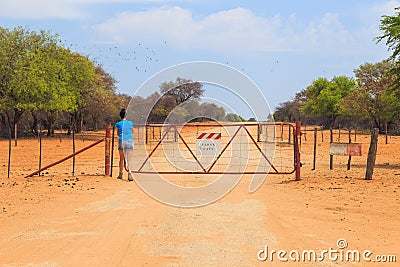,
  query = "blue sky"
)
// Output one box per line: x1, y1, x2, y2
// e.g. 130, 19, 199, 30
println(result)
0, 0, 398, 118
